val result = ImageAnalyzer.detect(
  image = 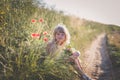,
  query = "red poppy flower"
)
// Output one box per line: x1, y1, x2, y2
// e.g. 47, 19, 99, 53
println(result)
43, 37, 48, 42
39, 18, 44, 23
31, 33, 36, 37
43, 31, 48, 35
31, 19, 36, 23
36, 33, 40, 37
31, 33, 40, 38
